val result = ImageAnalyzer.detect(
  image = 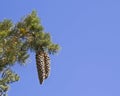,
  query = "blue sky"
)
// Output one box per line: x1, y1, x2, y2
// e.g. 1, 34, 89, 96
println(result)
0, 0, 120, 96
